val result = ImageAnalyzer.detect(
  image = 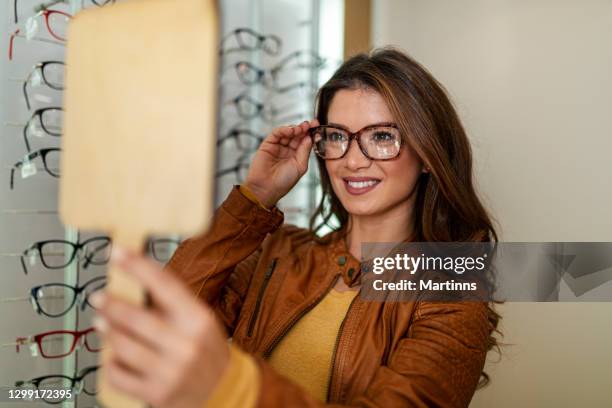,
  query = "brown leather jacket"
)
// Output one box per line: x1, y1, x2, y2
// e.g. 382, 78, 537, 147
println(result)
166, 186, 493, 408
